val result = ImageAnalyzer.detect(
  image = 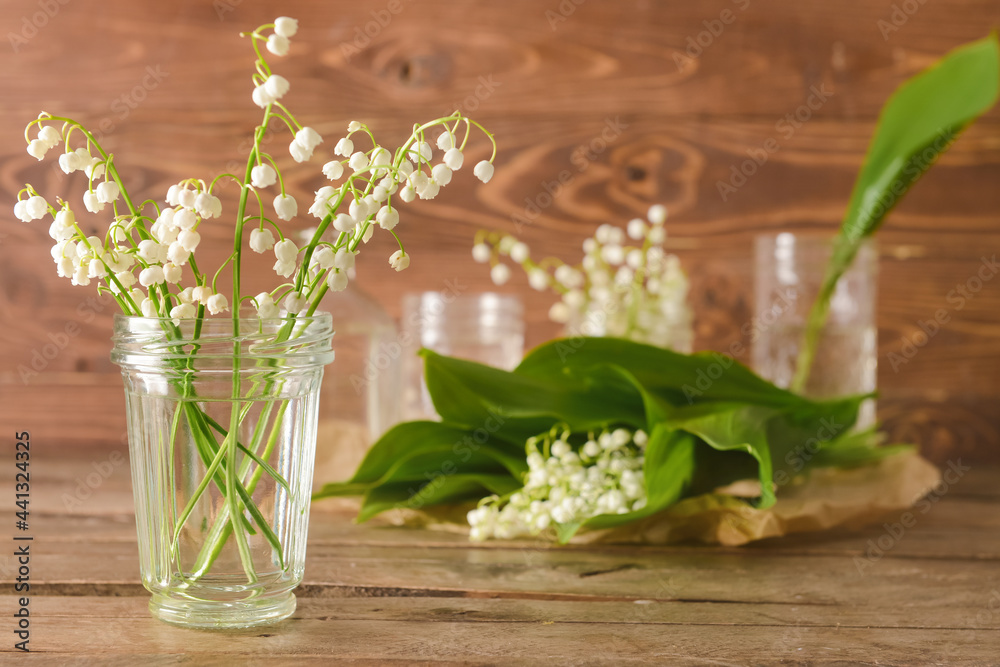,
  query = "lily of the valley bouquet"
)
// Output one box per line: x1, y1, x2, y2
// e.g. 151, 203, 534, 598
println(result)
16, 17, 495, 628
317, 35, 998, 546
